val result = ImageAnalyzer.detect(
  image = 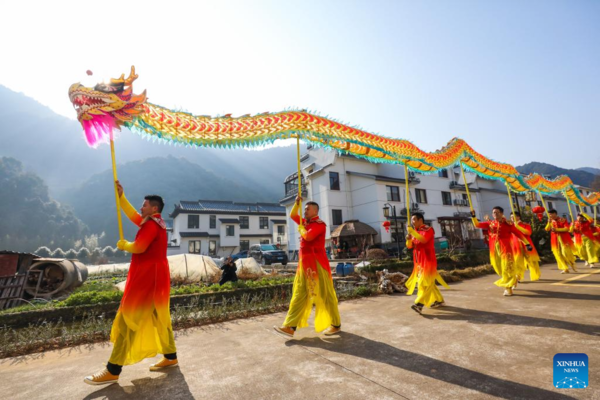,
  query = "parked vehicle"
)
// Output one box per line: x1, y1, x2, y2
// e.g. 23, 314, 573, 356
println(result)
231, 250, 249, 261
250, 244, 288, 266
